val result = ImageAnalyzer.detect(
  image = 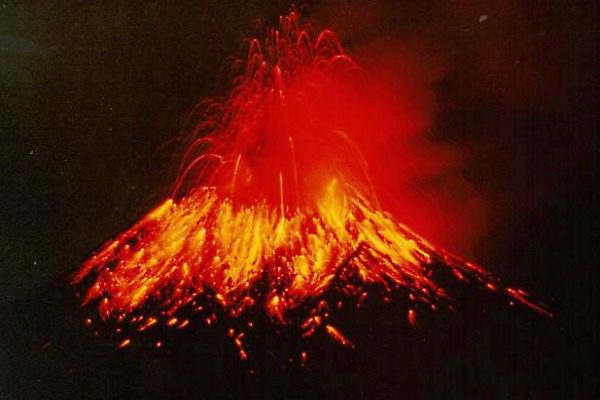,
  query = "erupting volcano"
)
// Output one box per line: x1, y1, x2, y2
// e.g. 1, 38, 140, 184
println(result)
73, 11, 550, 359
